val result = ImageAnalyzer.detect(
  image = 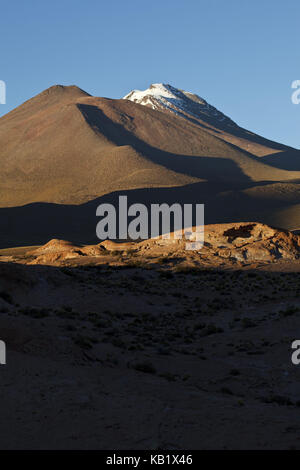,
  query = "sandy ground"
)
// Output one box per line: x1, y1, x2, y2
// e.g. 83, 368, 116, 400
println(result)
0, 246, 300, 449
